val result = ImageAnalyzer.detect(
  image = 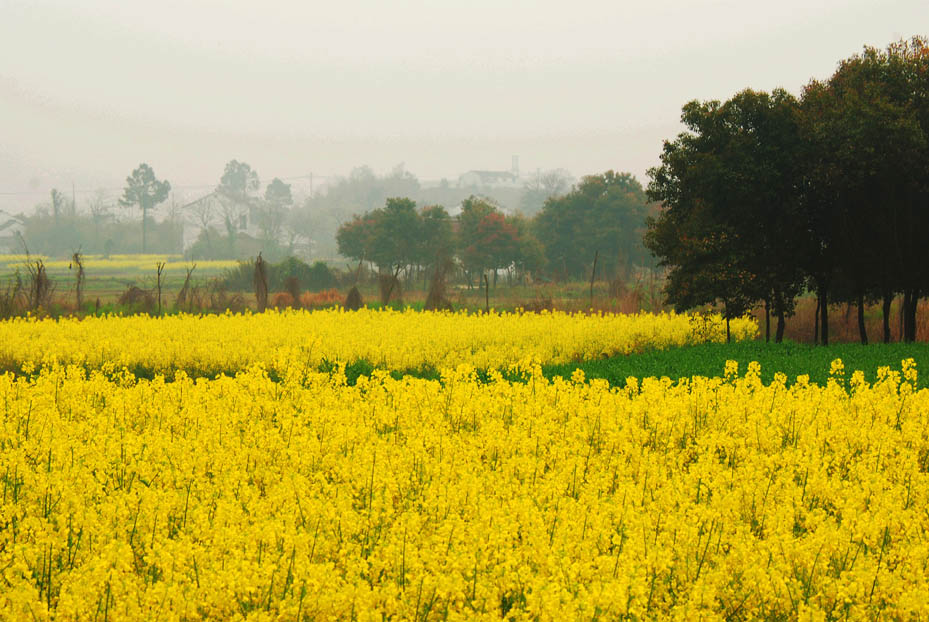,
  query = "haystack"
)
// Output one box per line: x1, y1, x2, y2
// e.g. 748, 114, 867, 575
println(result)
344, 286, 363, 310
